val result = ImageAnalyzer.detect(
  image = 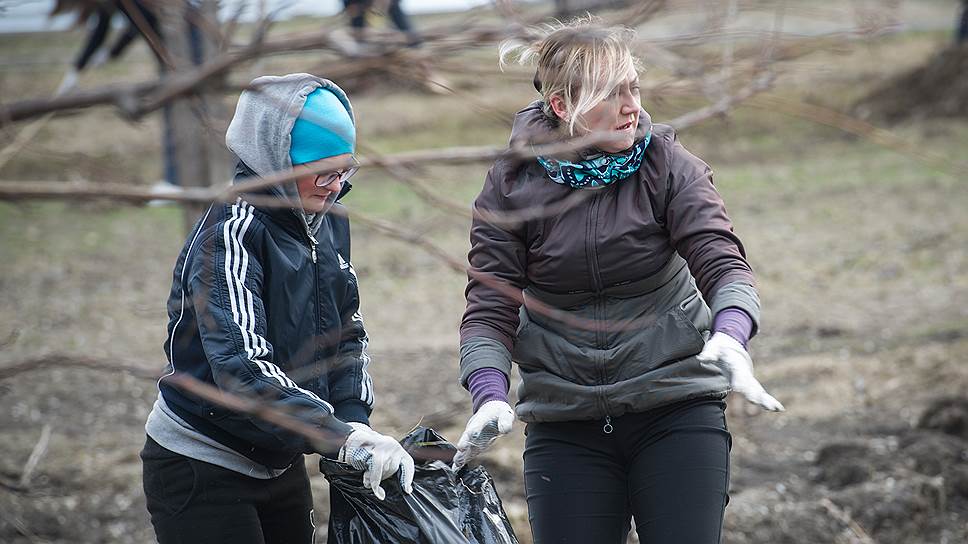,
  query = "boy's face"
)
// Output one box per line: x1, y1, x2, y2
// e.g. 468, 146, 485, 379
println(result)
294, 153, 355, 214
